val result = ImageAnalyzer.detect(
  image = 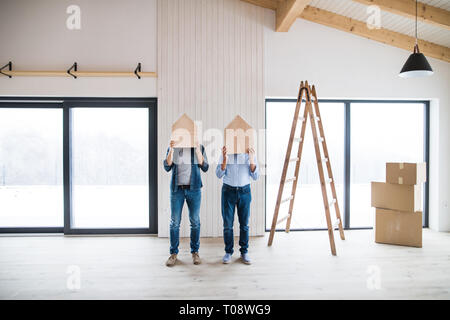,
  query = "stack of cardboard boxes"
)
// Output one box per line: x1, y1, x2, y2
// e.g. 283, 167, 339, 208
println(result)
371, 163, 427, 248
